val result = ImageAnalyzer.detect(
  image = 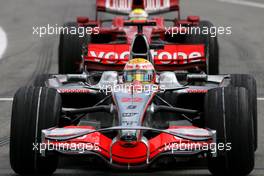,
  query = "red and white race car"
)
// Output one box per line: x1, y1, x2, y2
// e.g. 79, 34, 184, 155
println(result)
59, 0, 219, 75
